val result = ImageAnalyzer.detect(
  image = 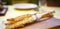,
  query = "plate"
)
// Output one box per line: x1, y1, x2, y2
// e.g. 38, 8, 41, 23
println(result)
13, 3, 38, 9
